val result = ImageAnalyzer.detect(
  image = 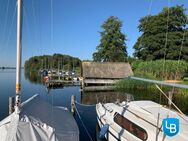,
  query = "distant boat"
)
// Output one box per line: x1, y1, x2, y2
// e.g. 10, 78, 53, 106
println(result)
96, 100, 188, 141
0, 0, 79, 140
